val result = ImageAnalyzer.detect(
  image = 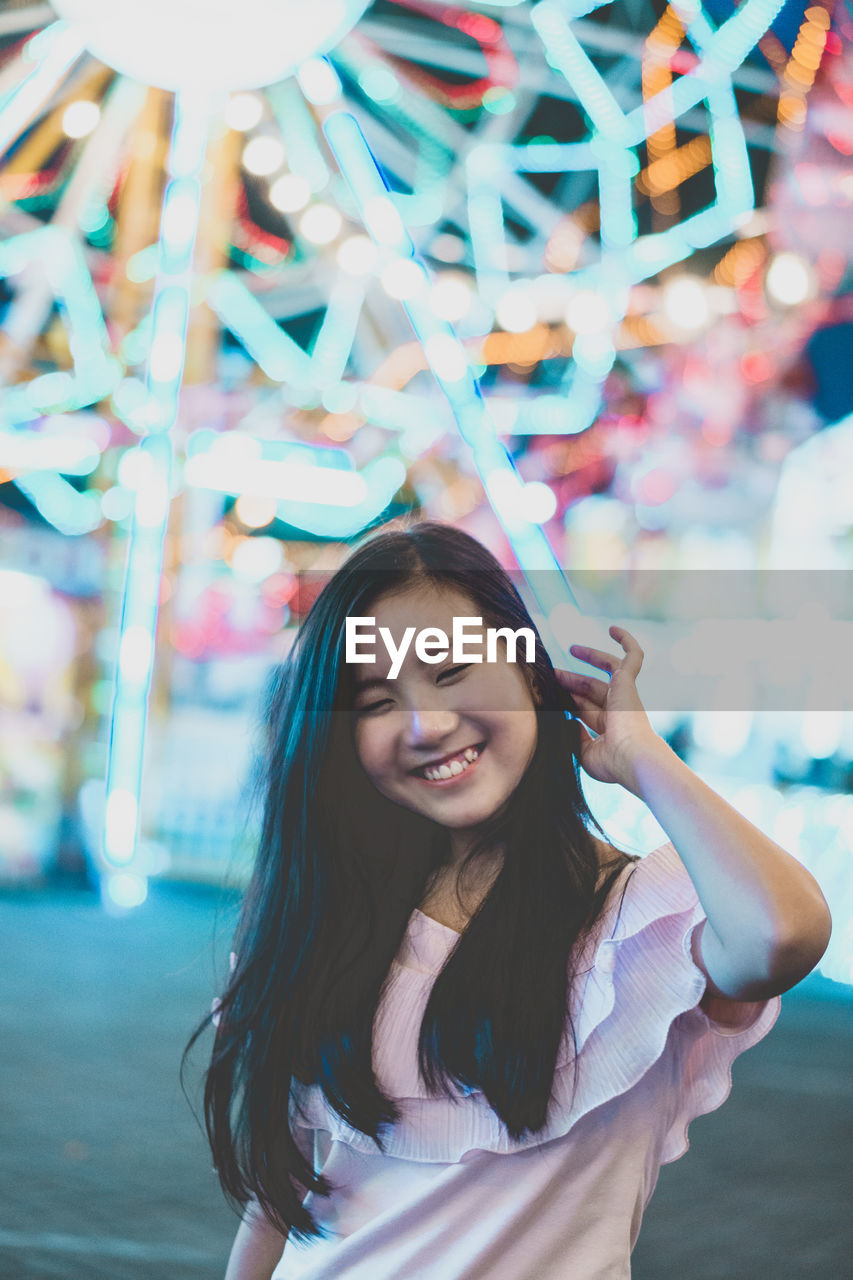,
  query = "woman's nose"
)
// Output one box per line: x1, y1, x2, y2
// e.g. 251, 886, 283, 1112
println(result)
404, 707, 460, 745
